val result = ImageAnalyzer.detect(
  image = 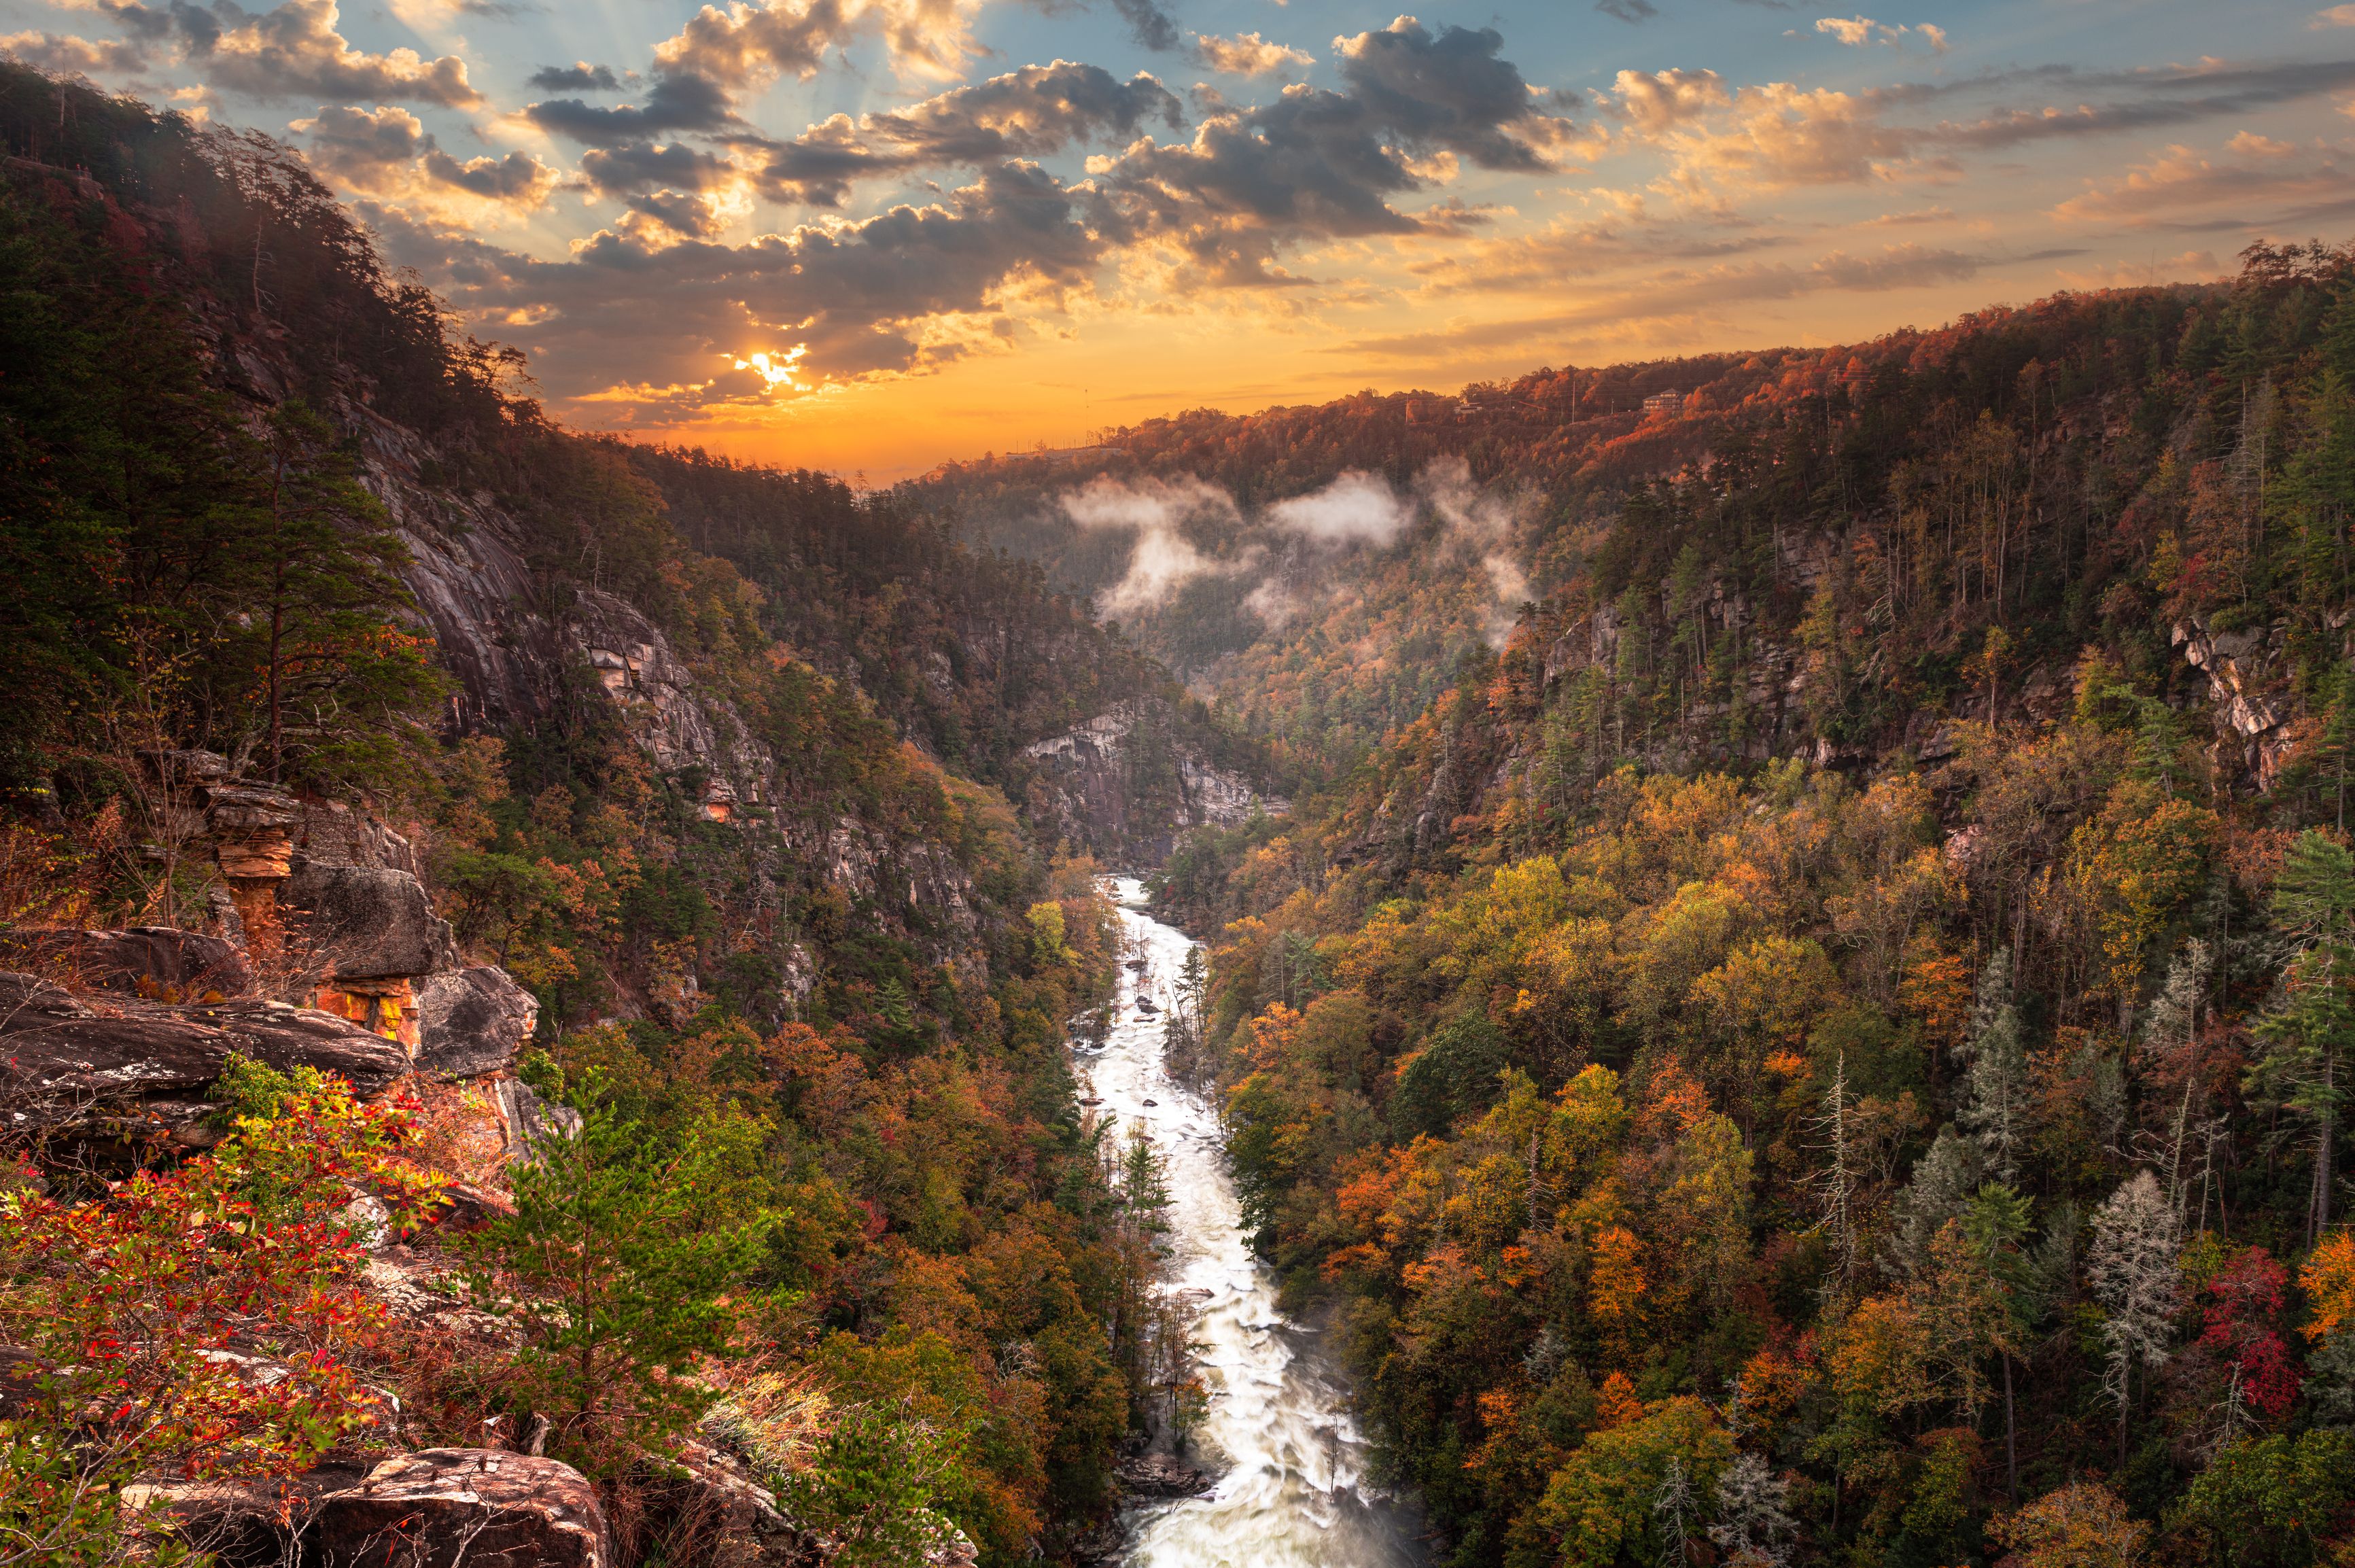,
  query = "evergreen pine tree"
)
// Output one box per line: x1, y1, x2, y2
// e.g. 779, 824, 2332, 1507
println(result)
1957, 948, 2033, 1183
